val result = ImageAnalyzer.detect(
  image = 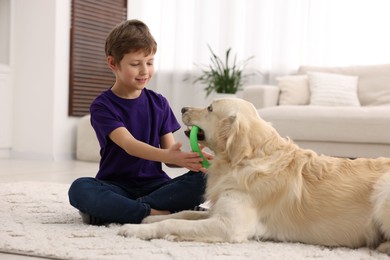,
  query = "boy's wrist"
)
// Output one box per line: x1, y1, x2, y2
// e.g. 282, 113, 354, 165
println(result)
159, 148, 172, 165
